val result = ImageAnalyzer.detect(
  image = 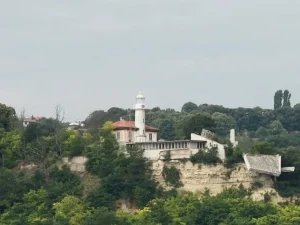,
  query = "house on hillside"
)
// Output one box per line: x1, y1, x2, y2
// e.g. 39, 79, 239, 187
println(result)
23, 116, 43, 127
112, 92, 237, 162
68, 121, 85, 130
113, 120, 159, 144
